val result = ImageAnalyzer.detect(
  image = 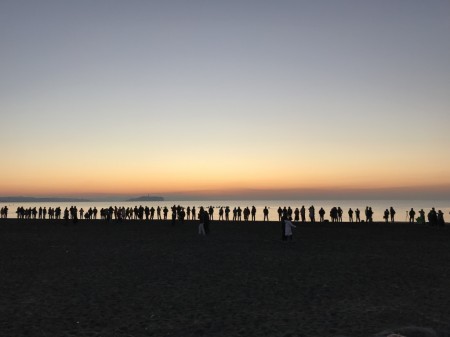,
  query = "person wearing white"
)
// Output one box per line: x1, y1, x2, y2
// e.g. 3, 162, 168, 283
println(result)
198, 222, 205, 236
284, 219, 297, 241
